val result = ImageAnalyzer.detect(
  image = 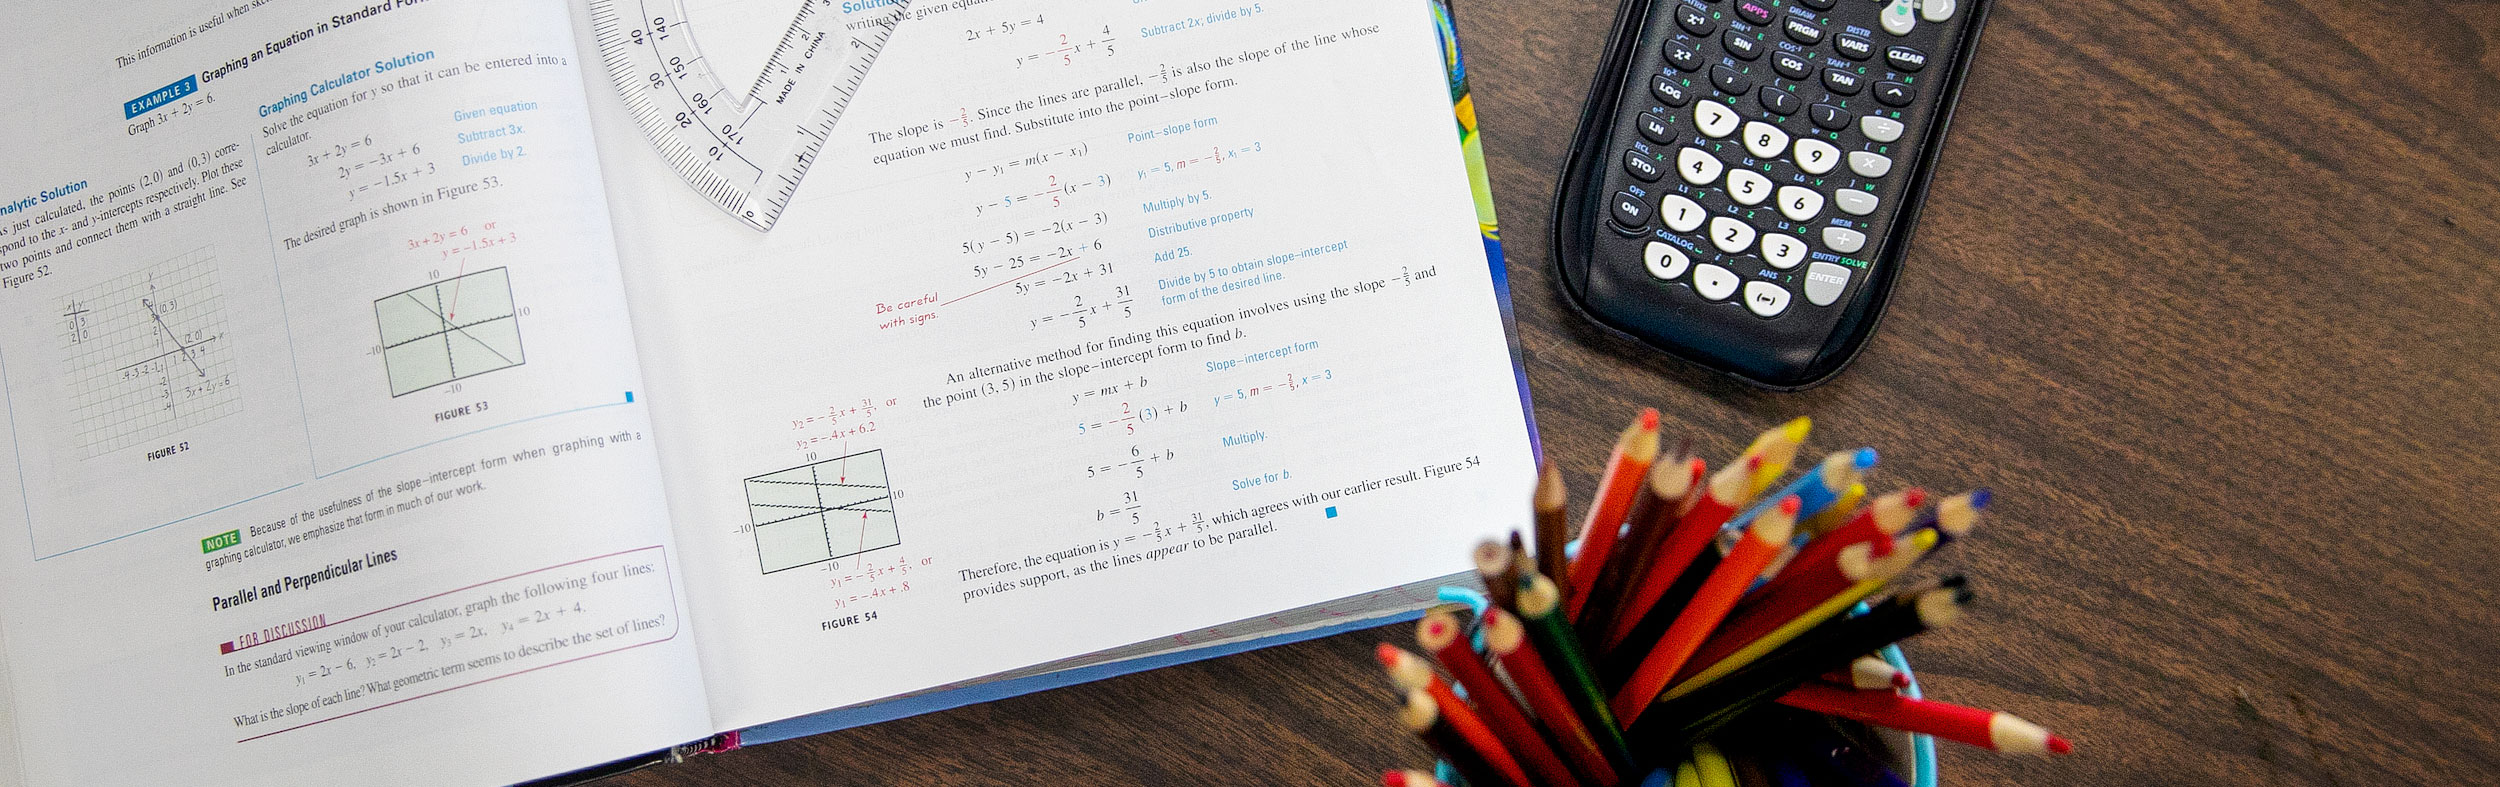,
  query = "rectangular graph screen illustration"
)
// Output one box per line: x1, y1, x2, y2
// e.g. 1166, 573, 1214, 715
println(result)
746, 450, 901, 574
58, 246, 242, 459
374, 267, 524, 396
